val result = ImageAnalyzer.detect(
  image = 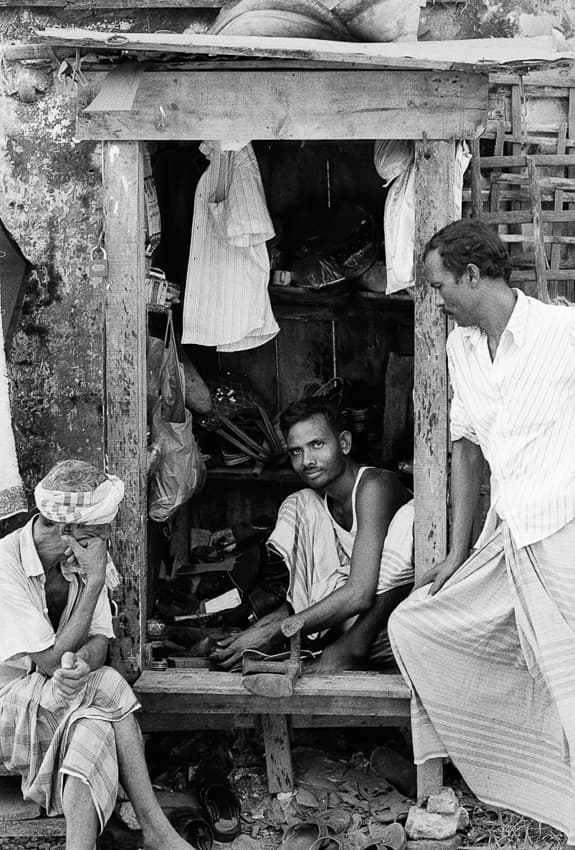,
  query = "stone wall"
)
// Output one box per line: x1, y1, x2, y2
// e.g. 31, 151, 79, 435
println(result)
0, 1, 572, 511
